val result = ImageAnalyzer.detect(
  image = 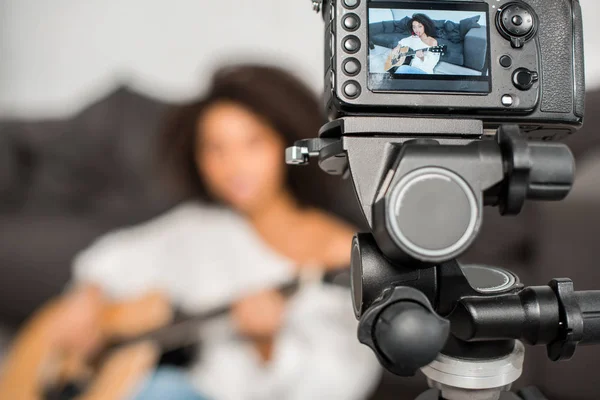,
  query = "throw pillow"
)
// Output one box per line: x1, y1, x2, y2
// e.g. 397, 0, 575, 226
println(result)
460, 15, 481, 39
394, 16, 411, 34
445, 20, 462, 43
433, 19, 445, 39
